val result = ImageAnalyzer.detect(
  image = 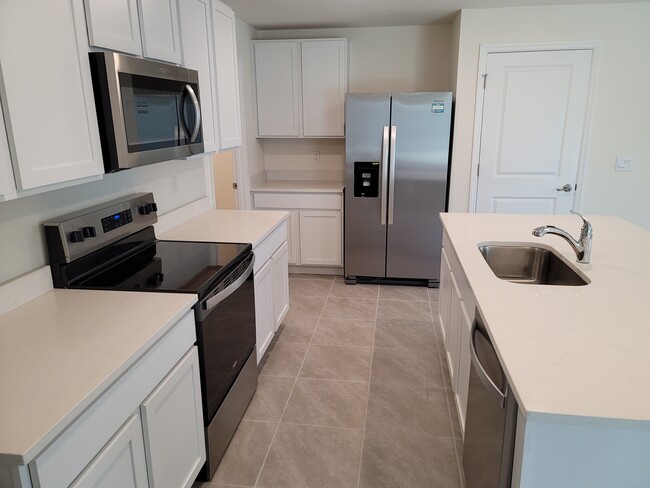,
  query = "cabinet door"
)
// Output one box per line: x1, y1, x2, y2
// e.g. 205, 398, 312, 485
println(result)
84, 0, 143, 55
0, 0, 104, 190
446, 271, 462, 392
254, 258, 275, 362
138, 0, 182, 63
299, 211, 342, 266
0, 102, 16, 202
301, 40, 347, 137
140, 347, 205, 488
439, 247, 453, 346
271, 242, 290, 330
212, 0, 241, 148
287, 210, 301, 265
178, 0, 219, 152
70, 415, 148, 488
455, 301, 473, 435
253, 41, 301, 137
